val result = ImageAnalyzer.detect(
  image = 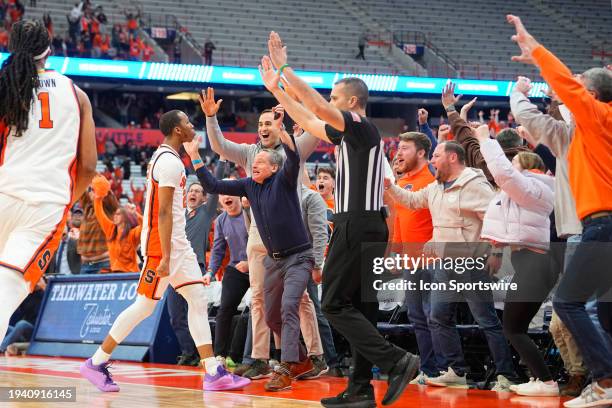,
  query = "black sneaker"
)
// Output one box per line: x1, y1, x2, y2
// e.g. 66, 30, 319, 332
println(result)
301, 355, 329, 380
382, 352, 420, 406
321, 384, 376, 408
242, 359, 272, 379
176, 353, 200, 367
326, 366, 345, 378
